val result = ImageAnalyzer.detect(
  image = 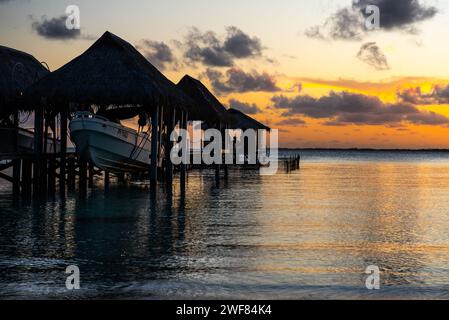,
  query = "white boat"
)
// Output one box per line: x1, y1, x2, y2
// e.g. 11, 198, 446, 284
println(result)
0, 127, 61, 154
69, 112, 154, 173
